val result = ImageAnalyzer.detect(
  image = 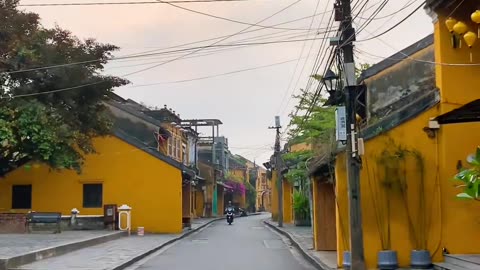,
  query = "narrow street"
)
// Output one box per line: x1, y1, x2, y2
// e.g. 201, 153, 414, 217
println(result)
132, 214, 315, 270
